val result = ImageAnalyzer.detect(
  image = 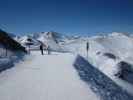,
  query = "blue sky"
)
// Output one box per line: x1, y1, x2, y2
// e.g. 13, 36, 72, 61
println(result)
0, 0, 133, 35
